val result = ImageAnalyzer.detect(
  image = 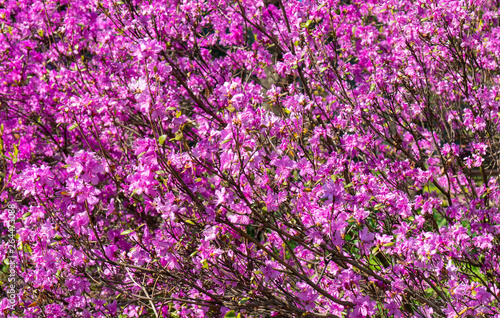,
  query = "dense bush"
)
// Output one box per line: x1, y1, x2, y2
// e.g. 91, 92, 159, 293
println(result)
1, 0, 500, 317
